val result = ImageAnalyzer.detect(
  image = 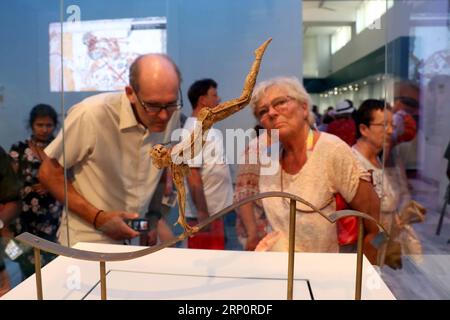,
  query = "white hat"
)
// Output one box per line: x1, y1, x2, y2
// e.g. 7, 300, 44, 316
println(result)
332, 100, 355, 115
